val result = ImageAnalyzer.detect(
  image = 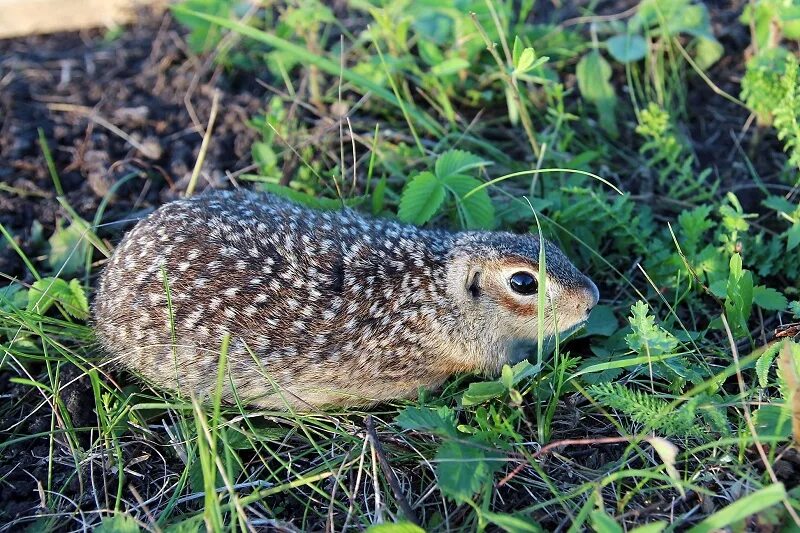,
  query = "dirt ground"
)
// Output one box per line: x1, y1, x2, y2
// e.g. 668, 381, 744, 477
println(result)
0, 7, 268, 280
